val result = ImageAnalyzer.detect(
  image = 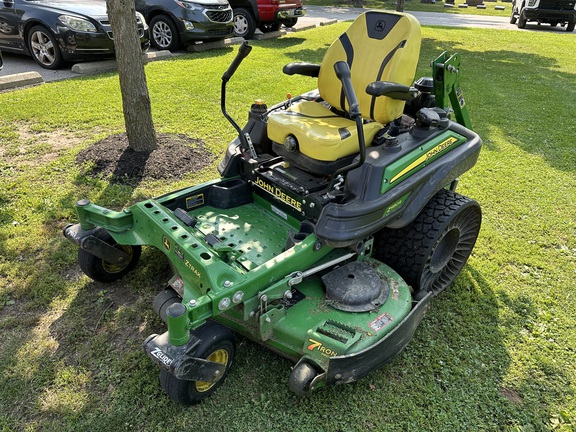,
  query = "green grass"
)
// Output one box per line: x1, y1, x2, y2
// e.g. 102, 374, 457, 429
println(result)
1, 23, 575, 431
306, 0, 513, 17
